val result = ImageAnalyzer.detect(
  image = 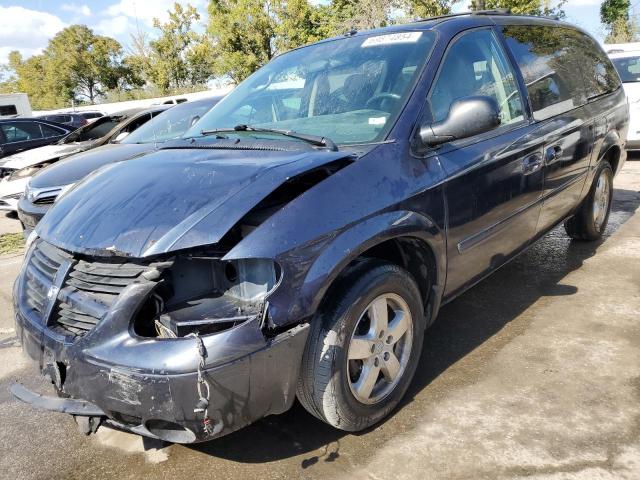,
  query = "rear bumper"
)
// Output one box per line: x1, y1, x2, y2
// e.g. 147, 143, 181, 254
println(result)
13, 294, 310, 443
625, 138, 640, 151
